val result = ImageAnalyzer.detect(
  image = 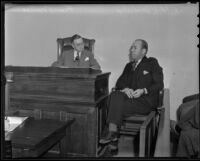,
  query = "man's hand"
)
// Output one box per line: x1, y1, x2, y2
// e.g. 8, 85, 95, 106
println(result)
121, 88, 135, 98
132, 89, 144, 98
